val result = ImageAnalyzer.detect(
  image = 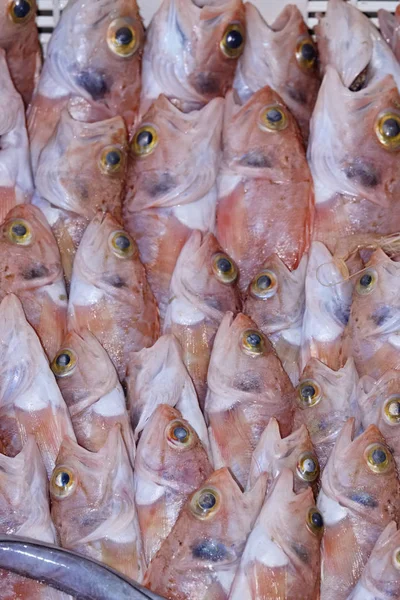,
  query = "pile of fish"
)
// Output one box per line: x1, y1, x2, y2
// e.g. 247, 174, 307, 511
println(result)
2, 0, 400, 598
